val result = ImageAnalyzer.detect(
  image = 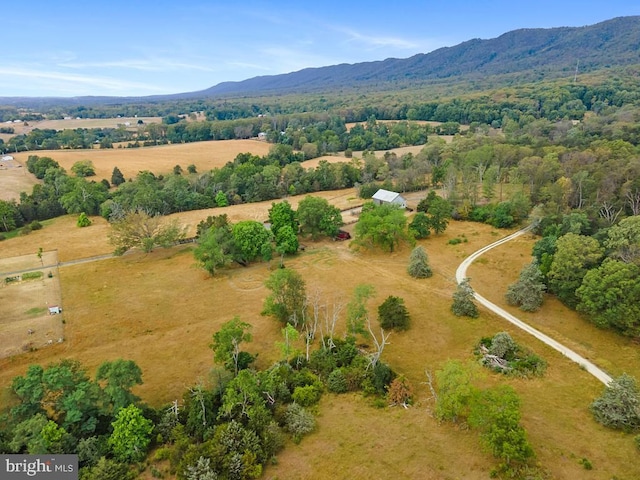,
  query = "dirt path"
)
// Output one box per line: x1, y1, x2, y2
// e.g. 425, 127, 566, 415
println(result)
455, 225, 613, 386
